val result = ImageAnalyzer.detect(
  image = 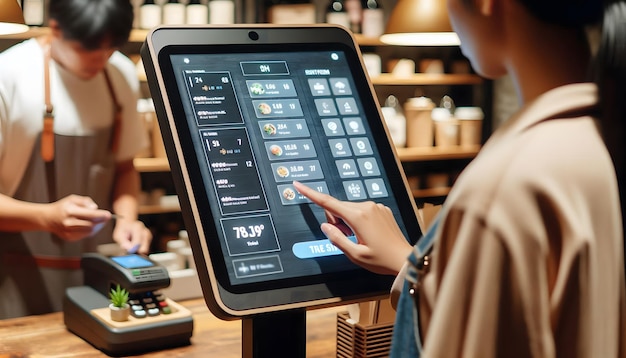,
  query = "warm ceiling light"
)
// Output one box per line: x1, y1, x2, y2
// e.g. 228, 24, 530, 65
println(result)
380, 0, 460, 46
0, 0, 29, 35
